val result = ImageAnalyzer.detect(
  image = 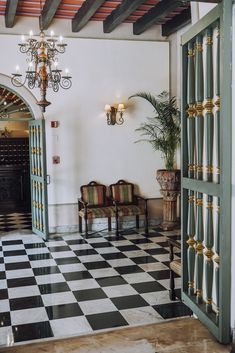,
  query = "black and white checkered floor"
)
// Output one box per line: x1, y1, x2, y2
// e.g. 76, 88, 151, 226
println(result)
0, 227, 192, 346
